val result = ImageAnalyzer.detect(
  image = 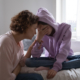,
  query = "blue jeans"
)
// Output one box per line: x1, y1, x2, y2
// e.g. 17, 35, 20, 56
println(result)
25, 55, 80, 70
15, 73, 43, 80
